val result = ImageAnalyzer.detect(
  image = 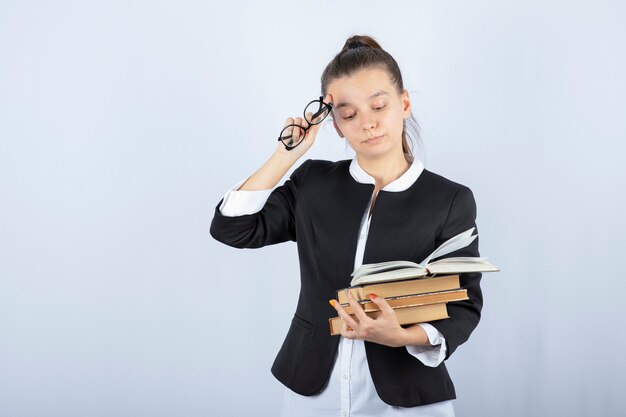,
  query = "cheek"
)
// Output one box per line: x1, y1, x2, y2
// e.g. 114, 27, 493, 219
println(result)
388, 111, 406, 133
334, 118, 354, 134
